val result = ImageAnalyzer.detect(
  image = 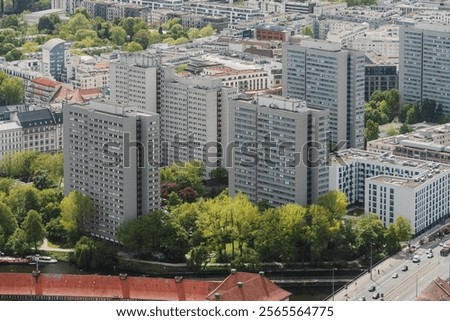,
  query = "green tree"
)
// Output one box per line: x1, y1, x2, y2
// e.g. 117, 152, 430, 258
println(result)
209, 167, 228, 184
317, 190, 347, 222
161, 160, 204, 197
148, 30, 162, 45
405, 102, 421, 124
67, 13, 92, 34
0, 14, 19, 28
123, 41, 143, 52
0, 75, 24, 104
119, 17, 147, 37
21, 41, 40, 53
21, 209, 45, 250
0, 151, 35, 180
162, 37, 175, 45
386, 124, 400, 137
37, 16, 55, 33
302, 25, 314, 36
0, 226, 5, 250
384, 224, 400, 254
385, 89, 400, 115
132, 29, 150, 49
0, 201, 18, 238
117, 210, 189, 261
169, 24, 185, 39
167, 191, 182, 208
74, 29, 98, 41
365, 119, 379, 141
187, 27, 200, 40
73, 236, 117, 269
171, 202, 202, 247
31, 152, 64, 186
0, 178, 15, 194
32, 169, 52, 190
60, 191, 94, 244
399, 123, 413, 134
5, 48, 23, 61
228, 193, 259, 258
421, 98, 443, 123
305, 204, 337, 264
392, 216, 412, 242
175, 63, 188, 73
175, 36, 189, 45
6, 228, 30, 256
45, 217, 66, 244
255, 204, 307, 262
110, 26, 127, 46
199, 24, 215, 37
6, 185, 40, 224
74, 7, 90, 18
355, 213, 385, 257
0, 43, 16, 55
